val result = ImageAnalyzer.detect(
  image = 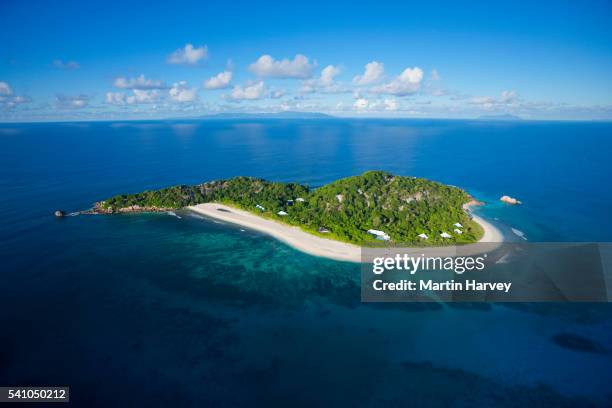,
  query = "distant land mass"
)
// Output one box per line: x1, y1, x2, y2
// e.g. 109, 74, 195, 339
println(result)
93, 171, 483, 246
197, 111, 335, 120
478, 113, 522, 121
